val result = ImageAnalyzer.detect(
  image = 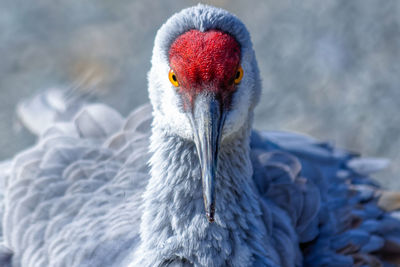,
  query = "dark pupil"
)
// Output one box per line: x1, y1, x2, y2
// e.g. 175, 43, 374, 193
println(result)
235, 71, 240, 79
172, 74, 177, 82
